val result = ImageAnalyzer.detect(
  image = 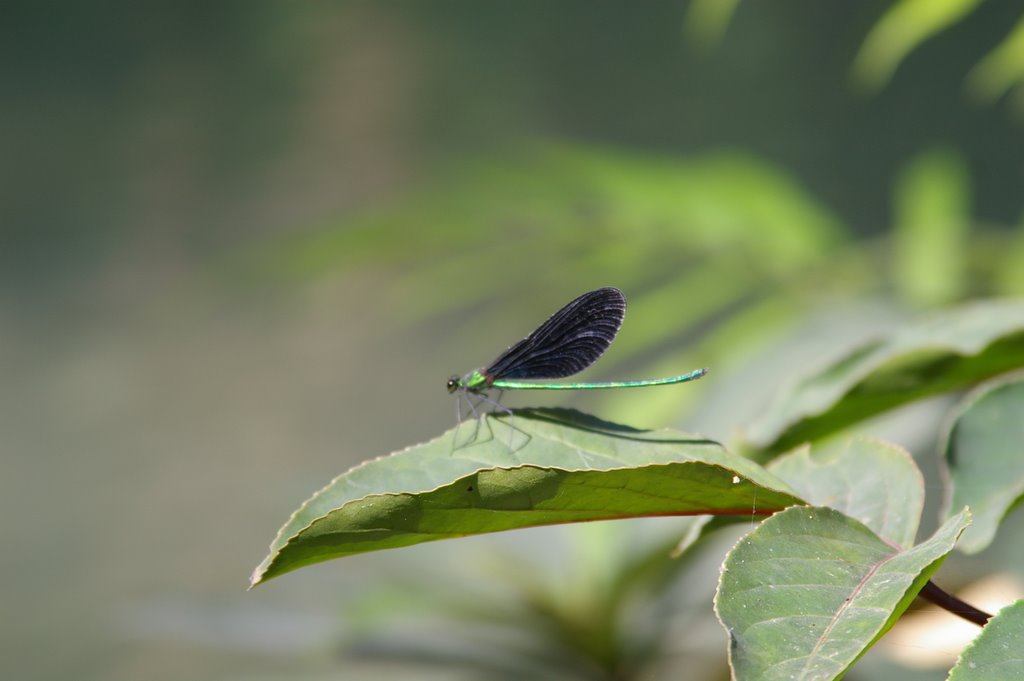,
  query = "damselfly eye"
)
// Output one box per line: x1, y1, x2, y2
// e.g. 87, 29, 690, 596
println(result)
446, 376, 460, 393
